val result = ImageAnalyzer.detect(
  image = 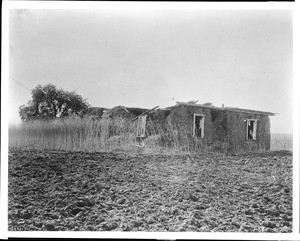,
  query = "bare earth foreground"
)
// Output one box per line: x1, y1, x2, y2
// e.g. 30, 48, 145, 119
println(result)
8, 149, 292, 232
